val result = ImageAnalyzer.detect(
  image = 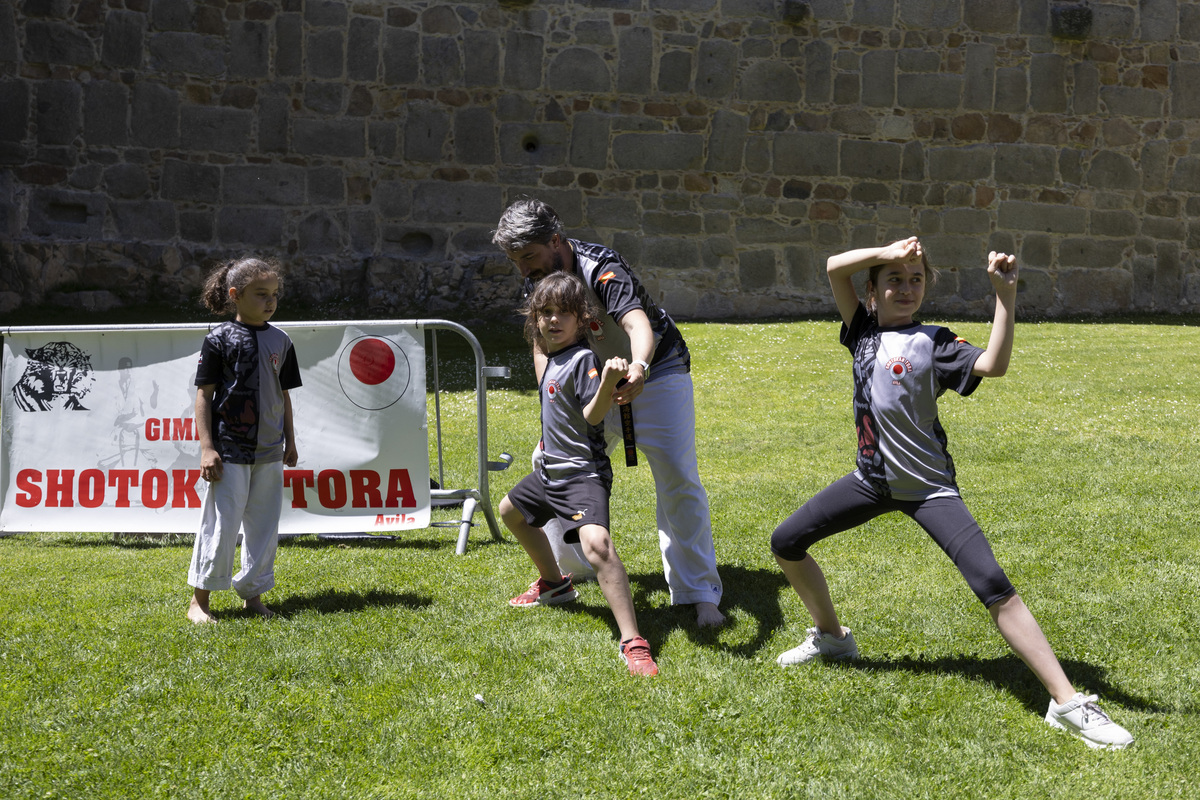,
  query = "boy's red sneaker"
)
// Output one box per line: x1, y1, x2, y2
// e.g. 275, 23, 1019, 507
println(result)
509, 574, 578, 607
619, 636, 659, 676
